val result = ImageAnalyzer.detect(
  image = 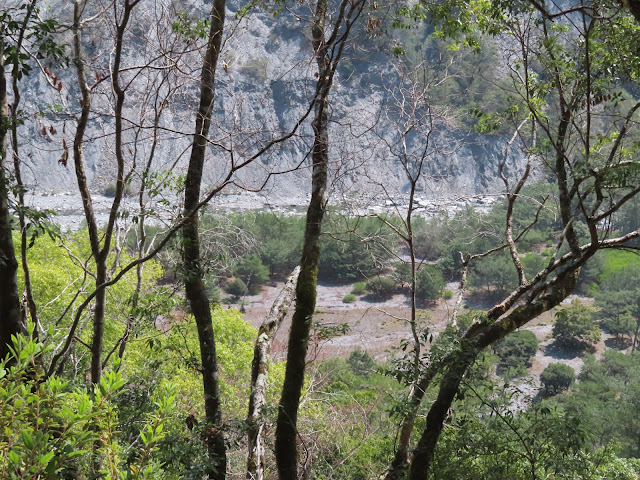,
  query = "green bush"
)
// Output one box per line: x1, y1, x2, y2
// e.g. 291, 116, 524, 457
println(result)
493, 330, 539, 377
225, 278, 248, 298
416, 265, 445, 304
0, 334, 171, 479
442, 289, 454, 300
540, 362, 575, 395
233, 254, 269, 294
319, 215, 394, 282
469, 252, 518, 295
351, 282, 366, 295
365, 276, 396, 300
347, 350, 375, 376
343, 293, 356, 303
552, 300, 600, 354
